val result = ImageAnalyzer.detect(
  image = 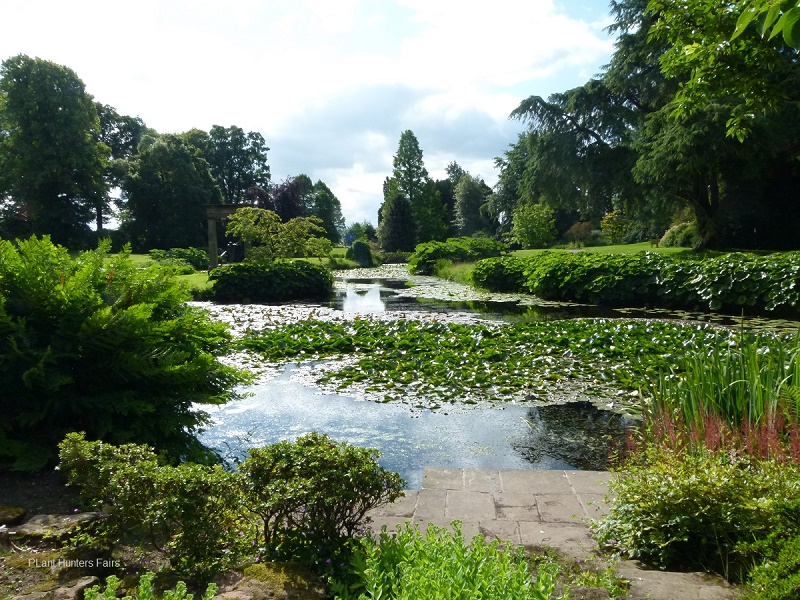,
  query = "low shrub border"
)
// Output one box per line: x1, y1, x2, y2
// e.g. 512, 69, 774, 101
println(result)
208, 259, 333, 302
472, 250, 800, 315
